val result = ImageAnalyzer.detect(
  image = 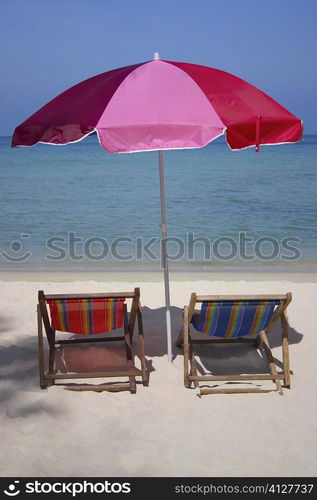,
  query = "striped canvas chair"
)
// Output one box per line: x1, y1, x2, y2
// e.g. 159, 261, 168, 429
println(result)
37, 288, 147, 393
176, 292, 292, 395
